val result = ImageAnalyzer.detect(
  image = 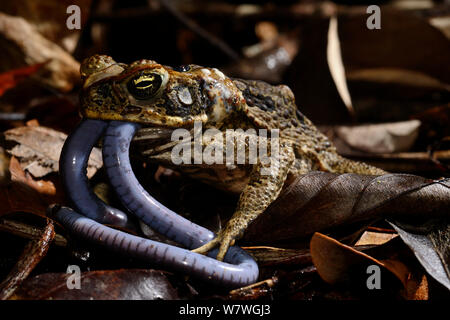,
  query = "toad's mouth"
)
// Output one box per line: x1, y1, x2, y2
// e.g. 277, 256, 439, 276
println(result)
83, 104, 205, 128
131, 125, 176, 157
